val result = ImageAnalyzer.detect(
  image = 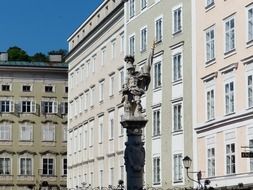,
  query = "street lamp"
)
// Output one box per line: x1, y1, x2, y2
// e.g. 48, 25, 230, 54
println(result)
183, 156, 203, 189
